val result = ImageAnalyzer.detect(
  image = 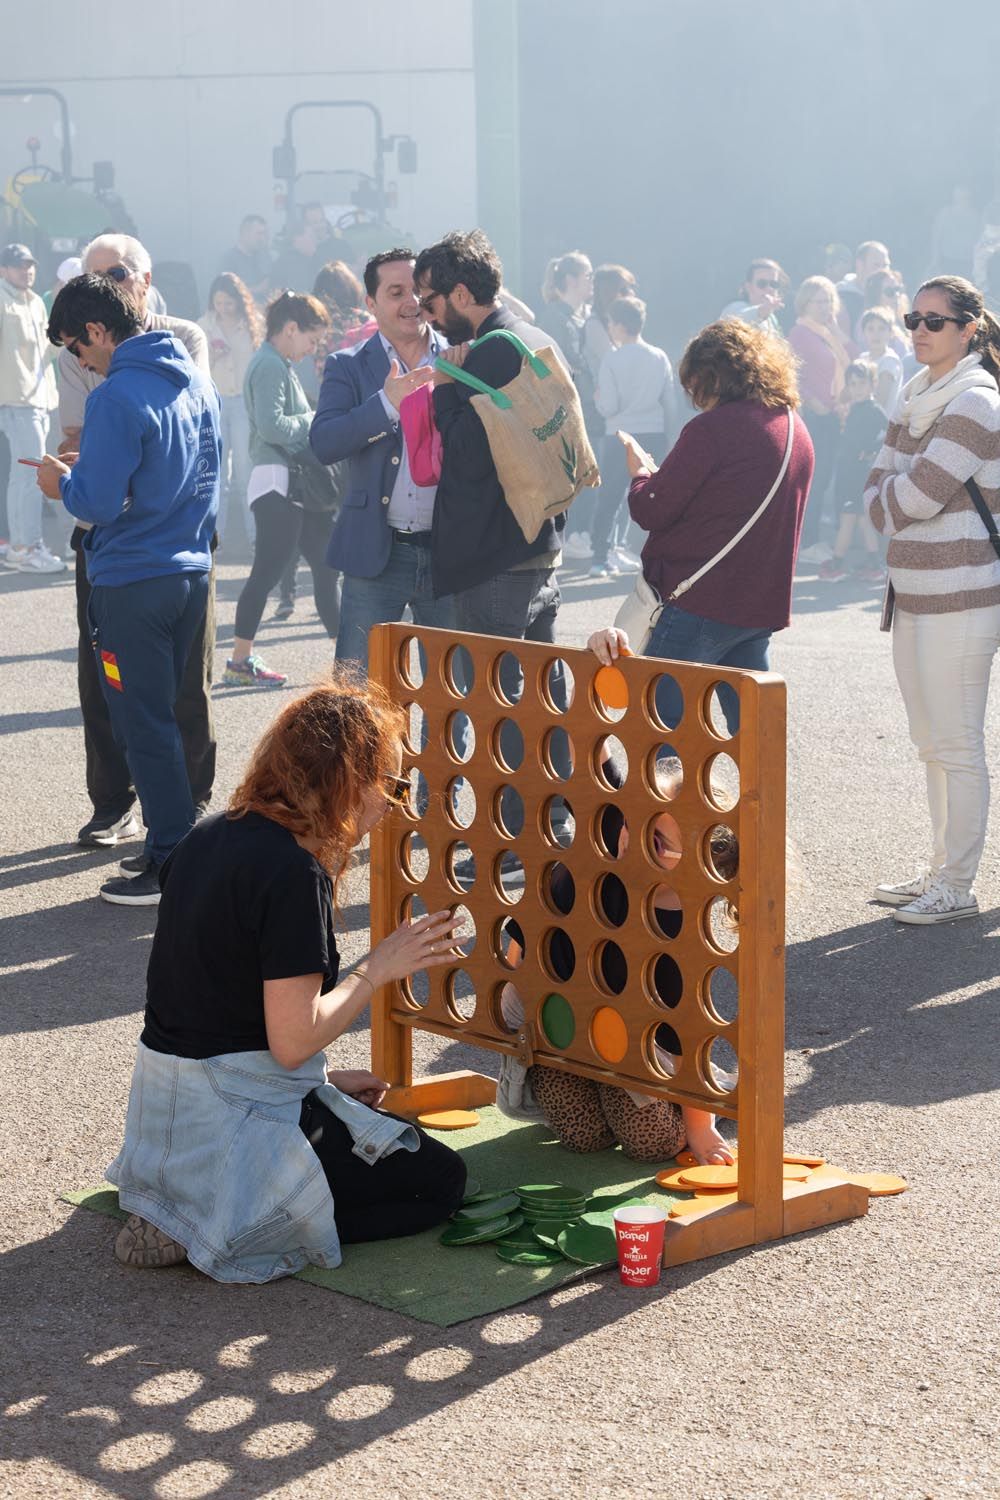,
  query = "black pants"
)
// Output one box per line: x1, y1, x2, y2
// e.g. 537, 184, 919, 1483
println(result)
233, 492, 339, 642
74, 537, 217, 820
800, 410, 840, 548
299, 1091, 467, 1243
